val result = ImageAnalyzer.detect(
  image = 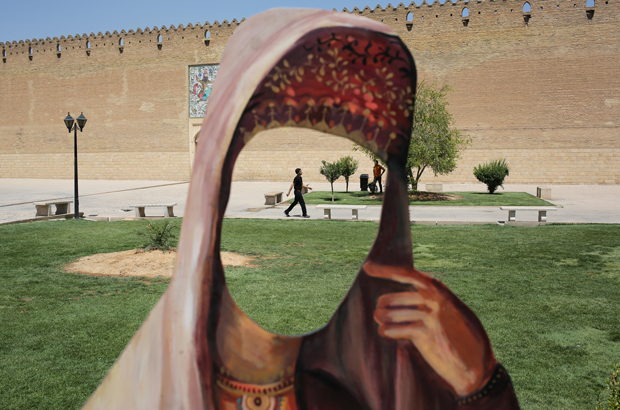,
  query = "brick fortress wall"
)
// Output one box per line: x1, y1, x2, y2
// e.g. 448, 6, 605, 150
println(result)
1, 2, 619, 184
0, 20, 237, 180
